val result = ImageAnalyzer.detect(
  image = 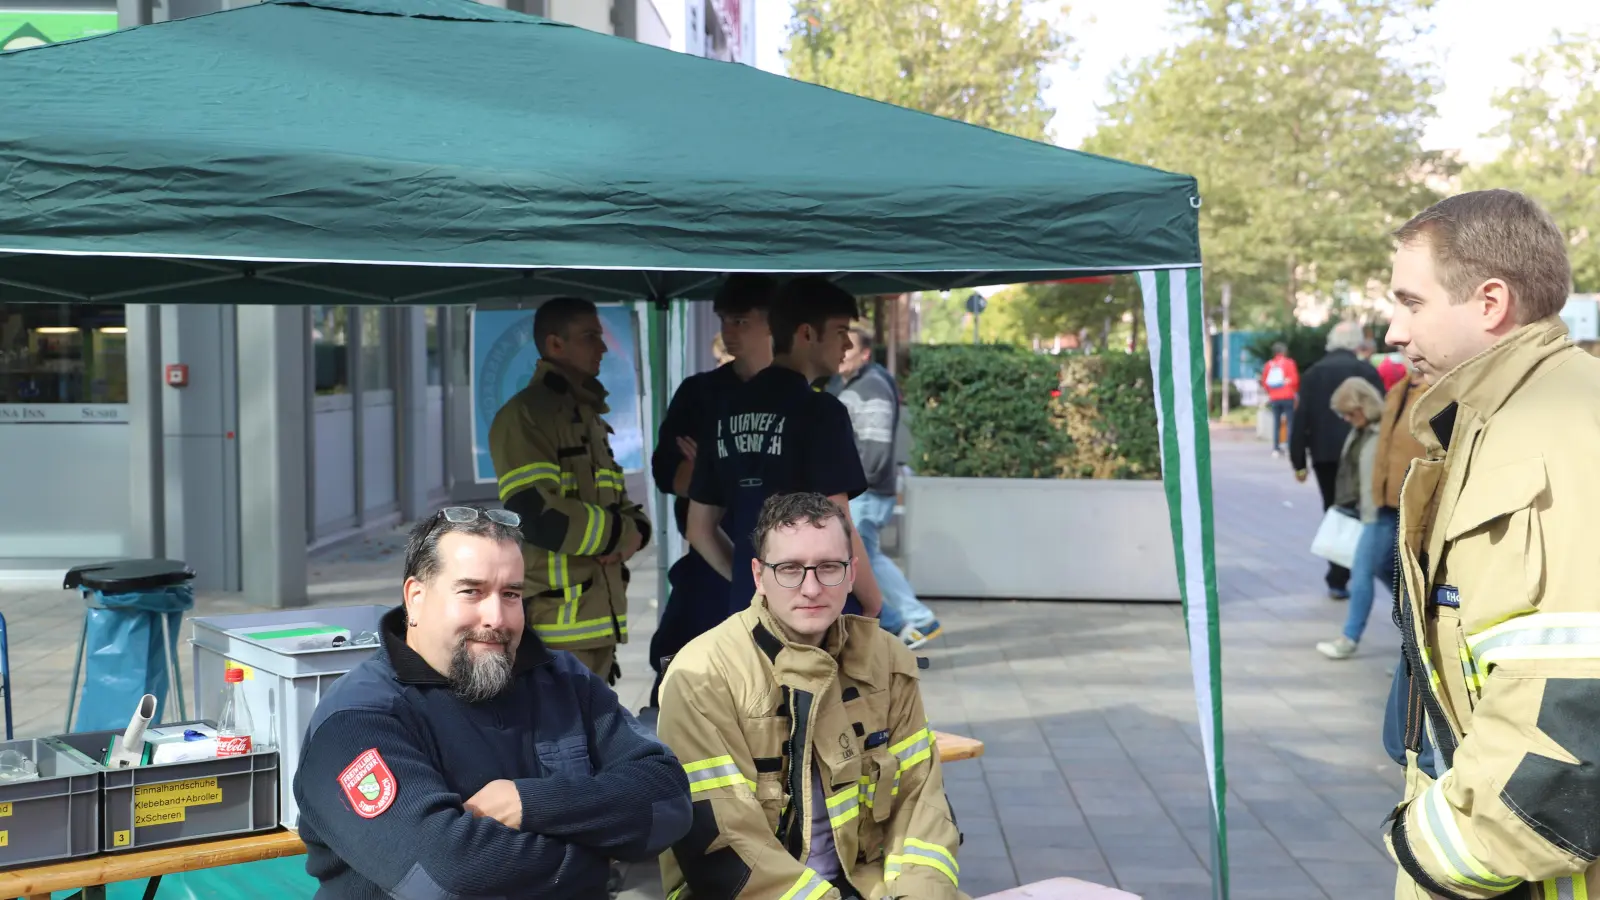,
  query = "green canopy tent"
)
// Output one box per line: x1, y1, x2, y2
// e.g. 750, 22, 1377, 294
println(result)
0, 0, 1226, 893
